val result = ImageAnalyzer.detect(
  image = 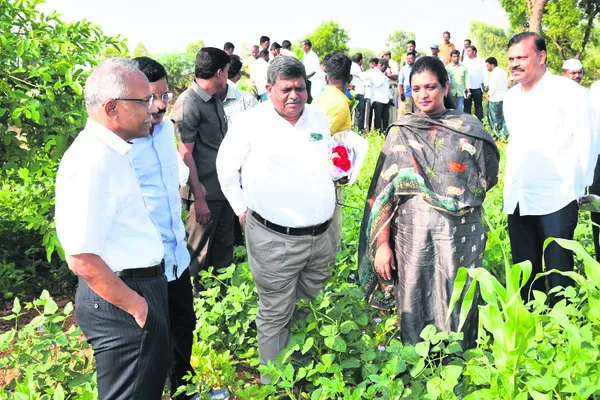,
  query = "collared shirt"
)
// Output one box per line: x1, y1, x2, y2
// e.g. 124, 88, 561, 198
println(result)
55, 119, 164, 272
503, 71, 597, 216
399, 64, 413, 97
216, 102, 335, 227
311, 69, 327, 100
250, 58, 269, 96
350, 62, 366, 95
171, 80, 228, 202
369, 68, 390, 104
487, 66, 508, 103
281, 48, 297, 58
462, 55, 487, 89
387, 59, 400, 84
302, 50, 320, 81
130, 120, 190, 281
223, 83, 259, 124
312, 85, 352, 135
438, 42, 456, 65
446, 63, 468, 97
